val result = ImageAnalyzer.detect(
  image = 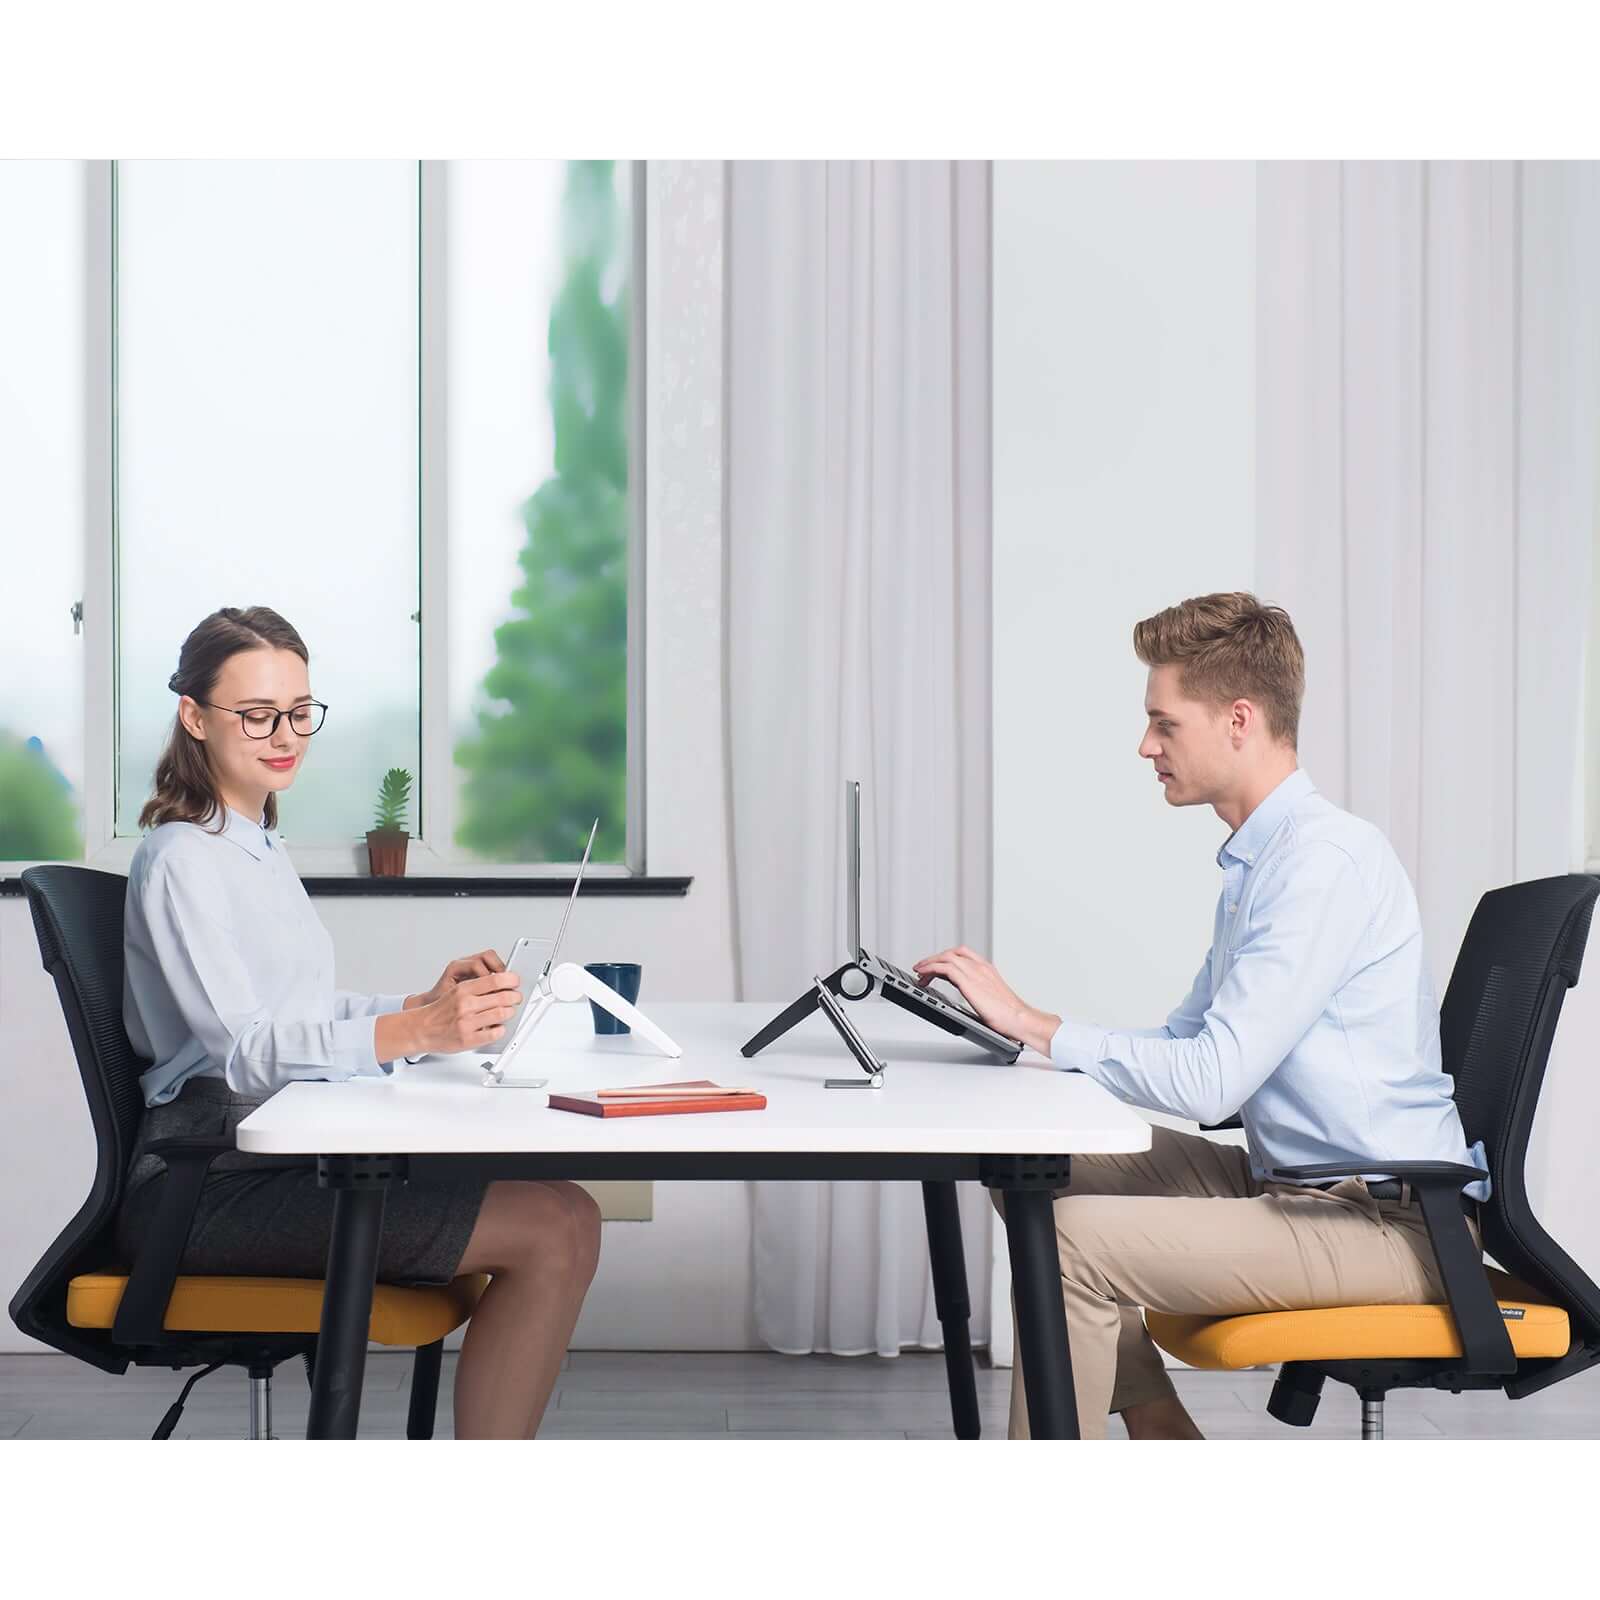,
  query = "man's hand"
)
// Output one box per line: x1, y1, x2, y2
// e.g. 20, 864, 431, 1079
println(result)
406, 948, 507, 1011
912, 946, 1062, 1057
